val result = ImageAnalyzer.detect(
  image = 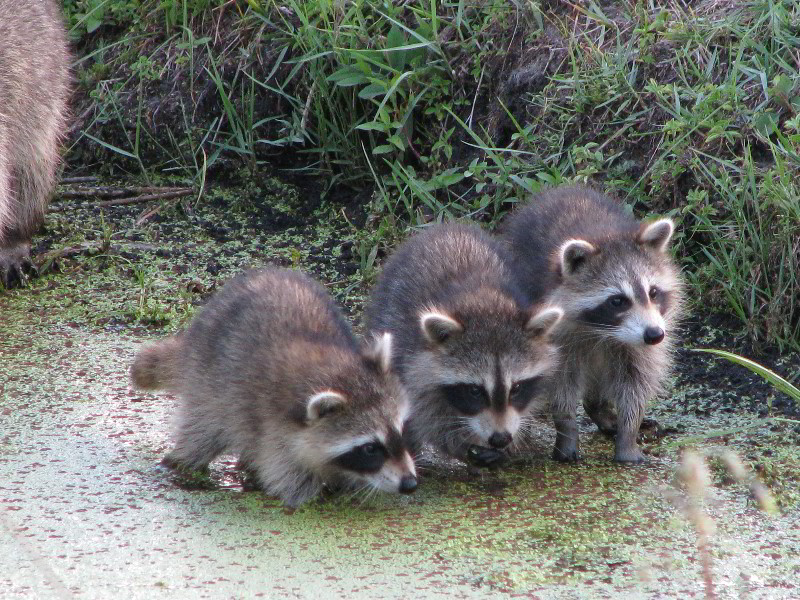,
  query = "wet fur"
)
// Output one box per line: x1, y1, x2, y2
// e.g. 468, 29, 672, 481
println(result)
365, 223, 561, 462
131, 268, 413, 506
503, 186, 684, 463
0, 0, 71, 287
